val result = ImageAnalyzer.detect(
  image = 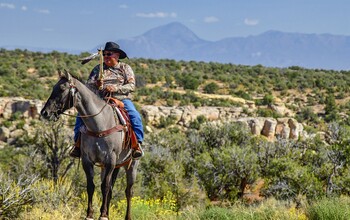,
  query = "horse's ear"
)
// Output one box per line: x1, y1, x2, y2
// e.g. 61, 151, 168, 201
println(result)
63, 69, 72, 82
58, 69, 63, 78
